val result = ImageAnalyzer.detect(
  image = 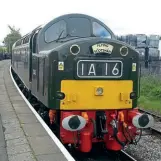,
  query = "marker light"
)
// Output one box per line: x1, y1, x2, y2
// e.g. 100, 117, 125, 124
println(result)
70, 44, 80, 55
130, 92, 136, 99
120, 46, 128, 56
55, 92, 65, 100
